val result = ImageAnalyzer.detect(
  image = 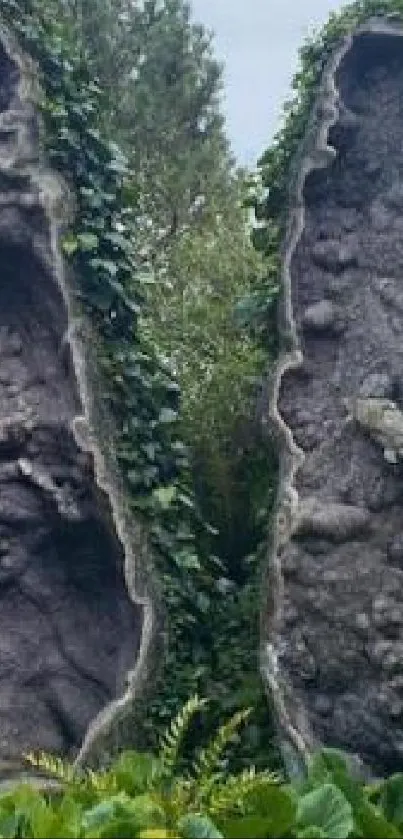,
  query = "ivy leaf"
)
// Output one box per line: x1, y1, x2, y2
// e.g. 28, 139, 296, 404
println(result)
90, 257, 119, 277
158, 408, 178, 424
77, 232, 99, 251
153, 485, 177, 510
